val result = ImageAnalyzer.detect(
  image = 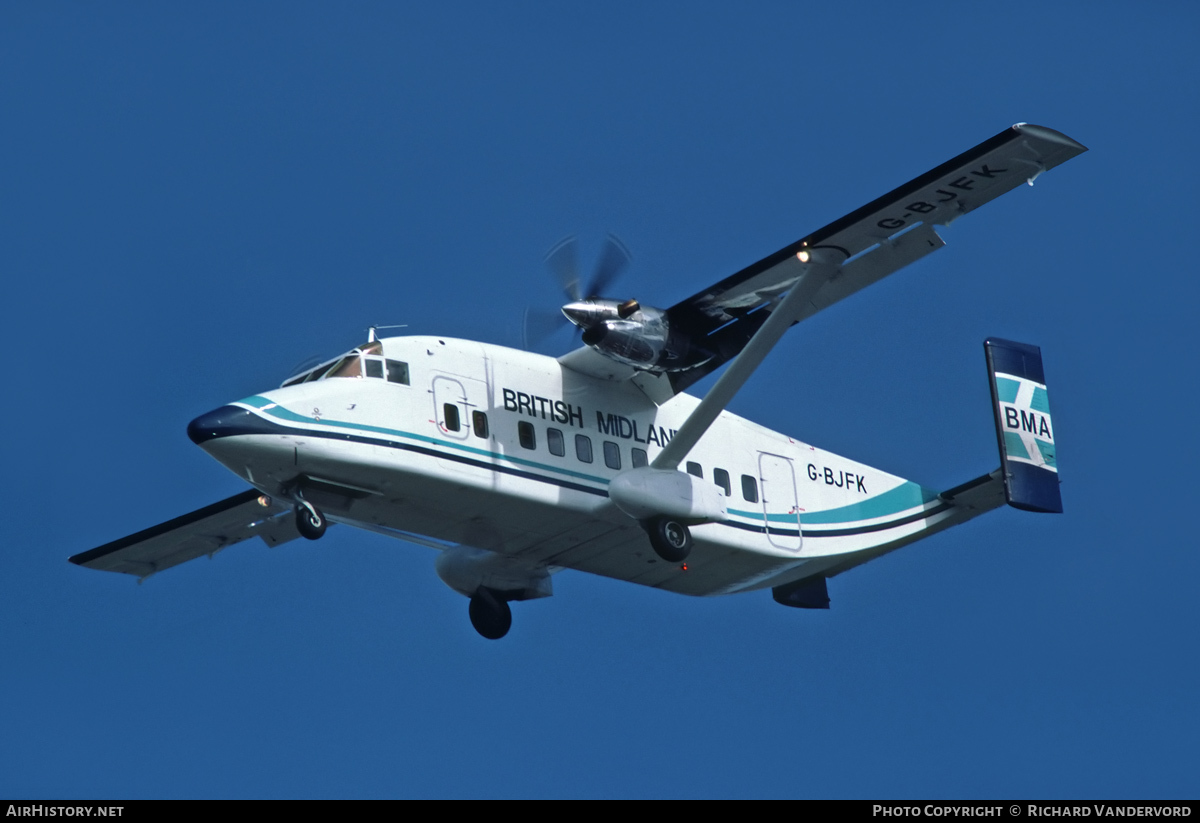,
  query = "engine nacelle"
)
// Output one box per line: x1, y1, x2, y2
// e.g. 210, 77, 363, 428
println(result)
435, 547, 553, 601
562, 300, 697, 372
608, 467, 727, 524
